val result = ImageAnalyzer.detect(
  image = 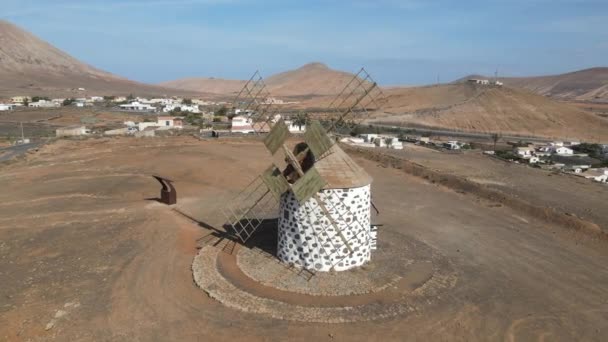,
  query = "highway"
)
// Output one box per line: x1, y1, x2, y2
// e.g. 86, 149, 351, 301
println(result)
369, 123, 555, 143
